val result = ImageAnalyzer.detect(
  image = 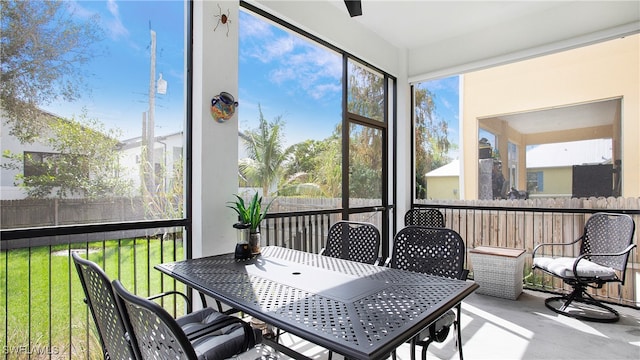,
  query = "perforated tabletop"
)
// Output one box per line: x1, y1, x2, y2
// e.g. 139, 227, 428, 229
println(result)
156, 246, 478, 360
